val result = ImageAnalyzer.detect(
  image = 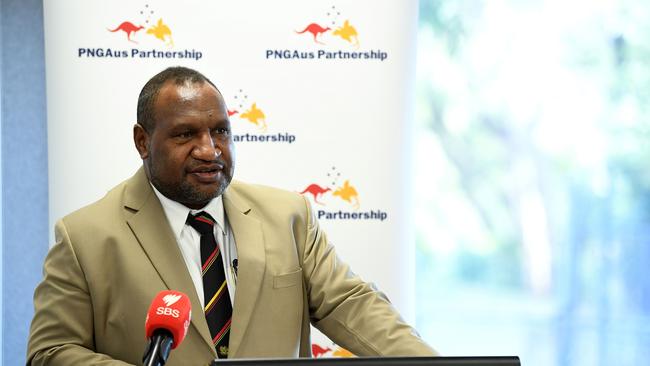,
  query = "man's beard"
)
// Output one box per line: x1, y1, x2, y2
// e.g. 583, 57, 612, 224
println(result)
149, 167, 229, 208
